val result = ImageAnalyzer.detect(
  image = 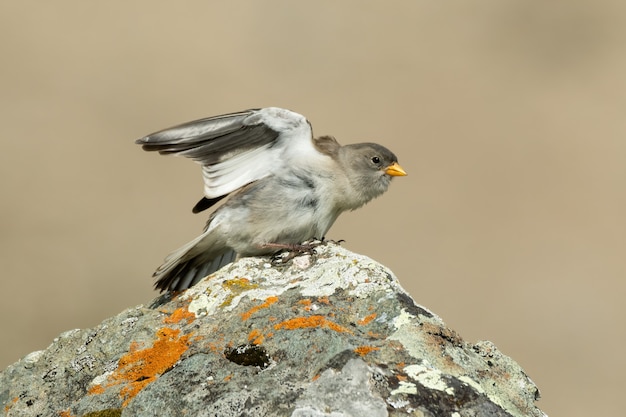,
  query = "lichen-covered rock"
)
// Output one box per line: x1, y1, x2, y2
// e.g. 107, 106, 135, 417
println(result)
0, 244, 546, 417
